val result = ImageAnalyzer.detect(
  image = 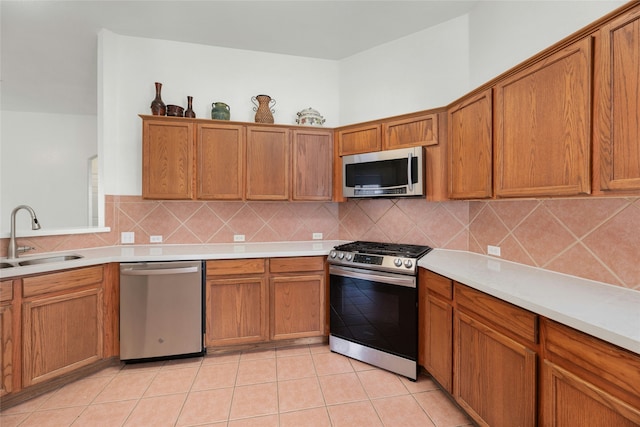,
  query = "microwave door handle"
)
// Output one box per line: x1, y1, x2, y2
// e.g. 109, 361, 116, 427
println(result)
407, 152, 414, 191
